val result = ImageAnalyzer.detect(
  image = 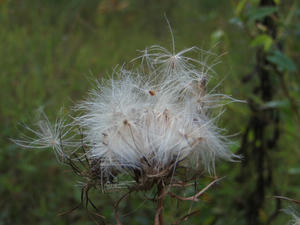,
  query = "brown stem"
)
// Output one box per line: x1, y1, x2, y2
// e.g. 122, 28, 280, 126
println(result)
169, 177, 223, 202
273, 196, 300, 205
170, 182, 194, 188
114, 191, 130, 225
172, 209, 201, 225
154, 183, 165, 225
